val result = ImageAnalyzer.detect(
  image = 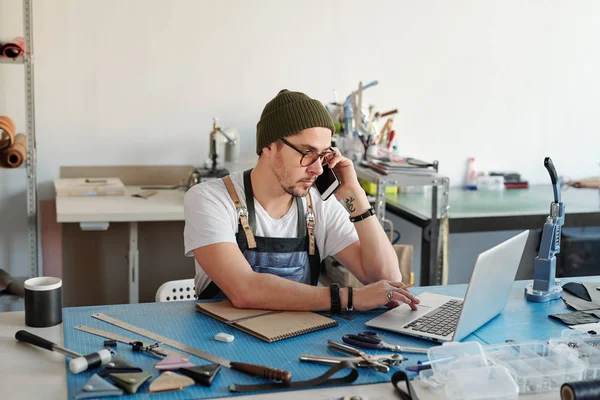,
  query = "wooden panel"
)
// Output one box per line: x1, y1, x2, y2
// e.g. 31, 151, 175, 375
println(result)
138, 221, 195, 302
61, 223, 129, 307
61, 221, 193, 306
59, 165, 194, 186
40, 200, 63, 279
